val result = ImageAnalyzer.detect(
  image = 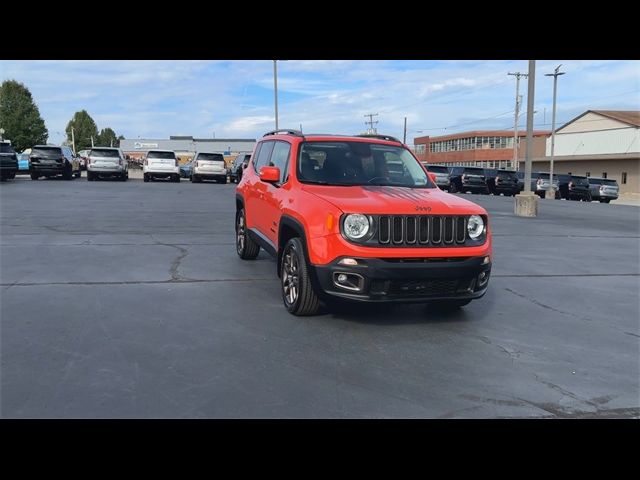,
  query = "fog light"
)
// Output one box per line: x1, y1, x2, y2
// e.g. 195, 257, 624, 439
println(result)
333, 272, 364, 292
477, 271, 490, 288
338, 258, 358, 266
482, 256, 490, 265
